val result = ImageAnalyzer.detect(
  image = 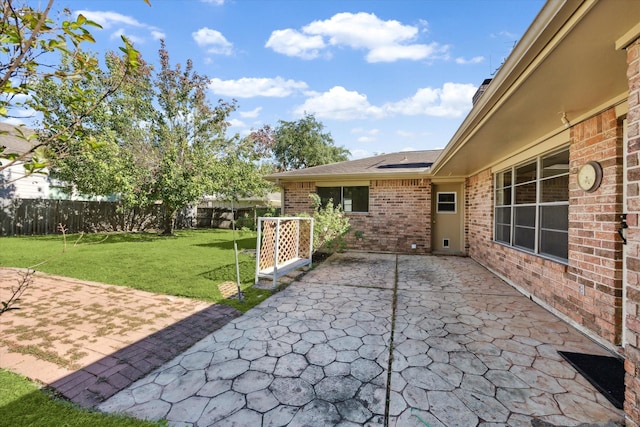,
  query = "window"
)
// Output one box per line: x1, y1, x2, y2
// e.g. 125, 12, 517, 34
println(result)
437, 192, 456, 213
494, 148, 569, 262
317, 186, 369, 213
